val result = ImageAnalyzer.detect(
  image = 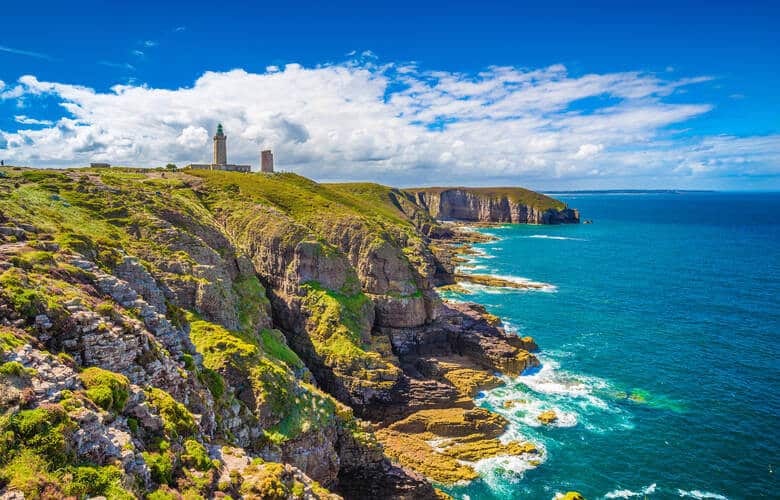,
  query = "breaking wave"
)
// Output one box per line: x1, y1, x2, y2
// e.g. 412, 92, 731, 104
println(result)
604, 483, 657, 498
676, 490, 728, 499
527, 234, 585, 241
